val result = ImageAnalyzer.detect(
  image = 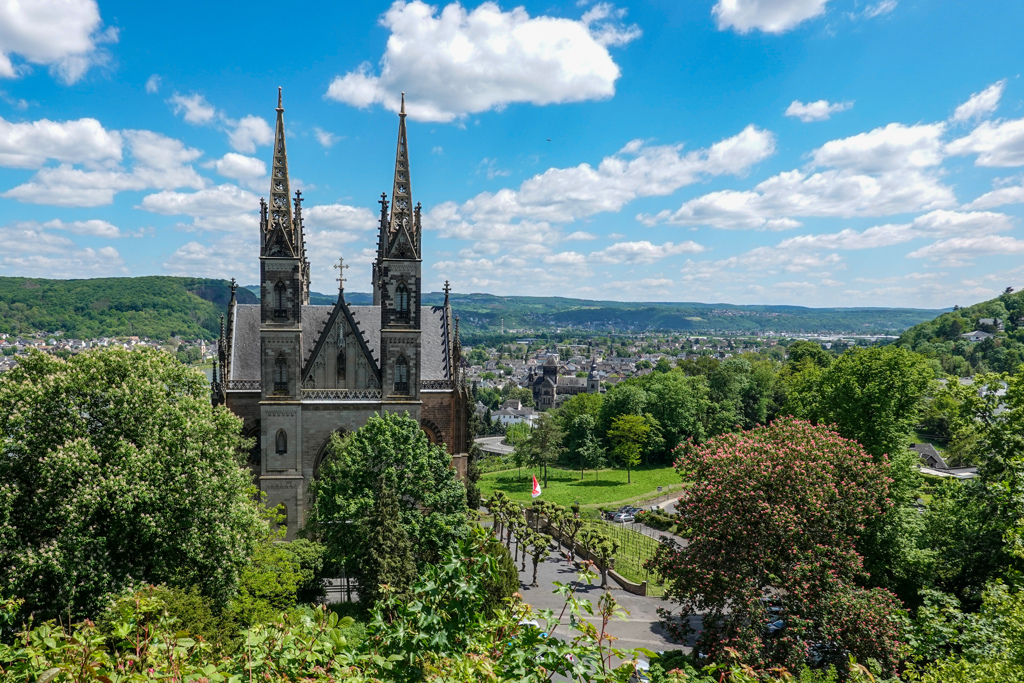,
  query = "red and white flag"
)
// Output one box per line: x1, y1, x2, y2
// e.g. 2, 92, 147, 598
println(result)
531, 474, 542, 498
